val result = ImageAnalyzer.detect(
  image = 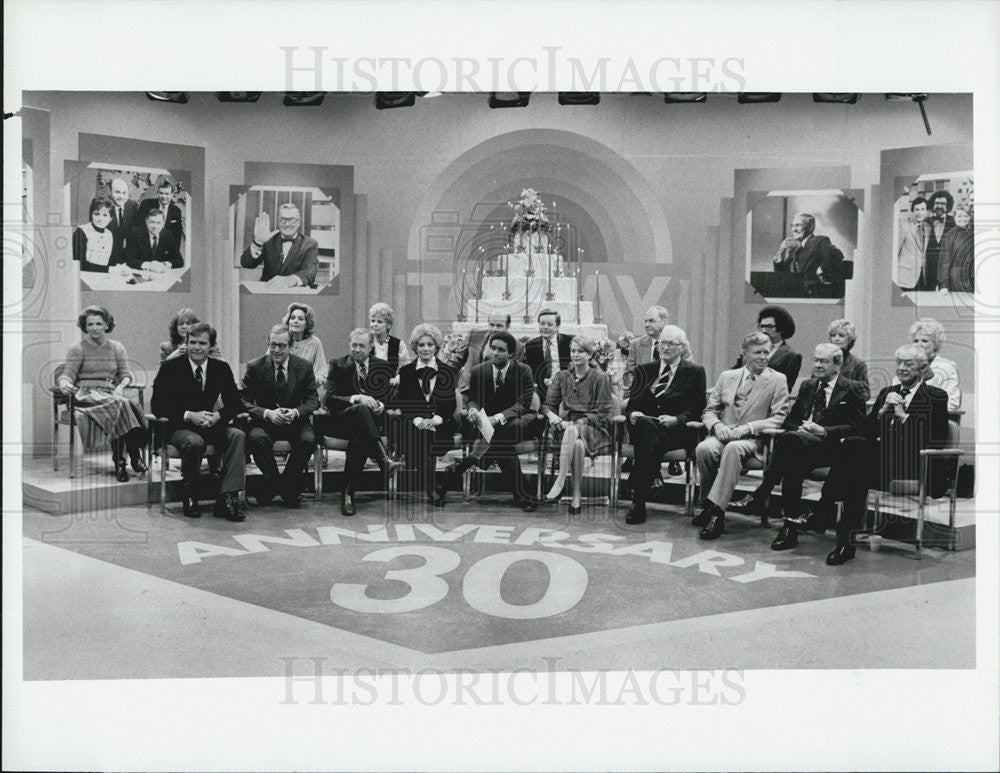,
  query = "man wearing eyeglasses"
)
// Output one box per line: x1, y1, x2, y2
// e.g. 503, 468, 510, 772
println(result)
241, 324, 319, 507
240, 202, 319, 290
